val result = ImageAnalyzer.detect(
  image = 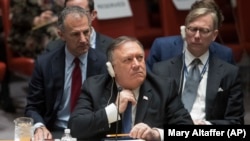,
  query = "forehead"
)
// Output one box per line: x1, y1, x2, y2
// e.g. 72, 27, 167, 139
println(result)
114, 41, 143, 55
66, 0, 88, 9
64, 14, 89, 29
188, 14, 214, 27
